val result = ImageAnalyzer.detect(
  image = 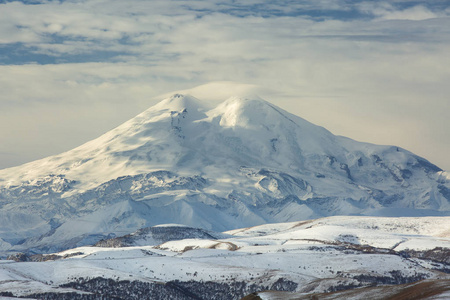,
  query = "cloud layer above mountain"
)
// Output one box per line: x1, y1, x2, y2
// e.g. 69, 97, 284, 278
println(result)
1, 0, 449, 170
